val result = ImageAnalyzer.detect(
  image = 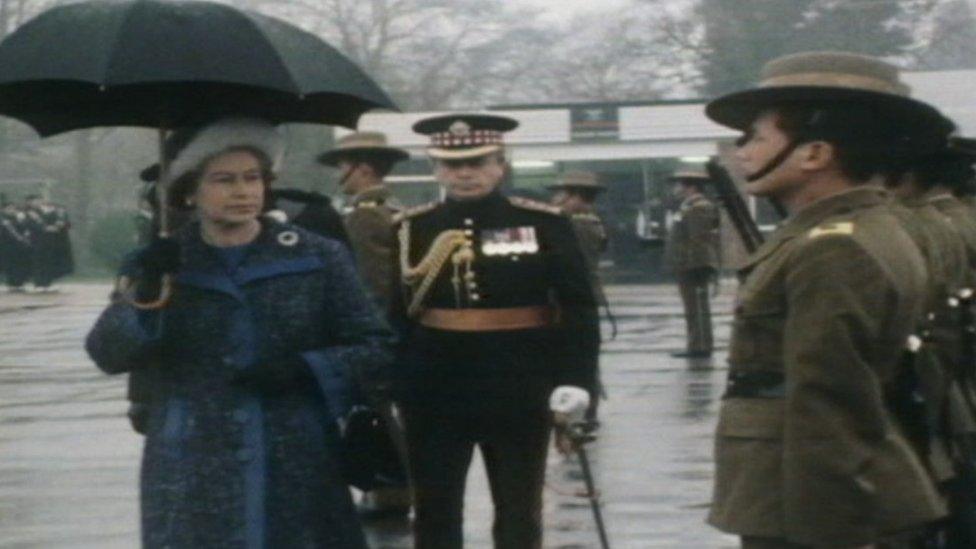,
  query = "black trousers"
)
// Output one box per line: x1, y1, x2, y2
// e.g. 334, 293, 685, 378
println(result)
402, 404, 550, 549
